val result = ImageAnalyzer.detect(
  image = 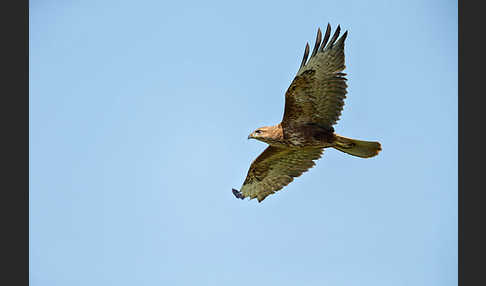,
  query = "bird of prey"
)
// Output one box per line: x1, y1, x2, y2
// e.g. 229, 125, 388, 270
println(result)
232, 24, 382, 203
